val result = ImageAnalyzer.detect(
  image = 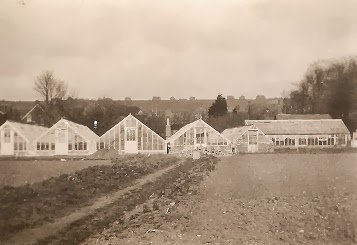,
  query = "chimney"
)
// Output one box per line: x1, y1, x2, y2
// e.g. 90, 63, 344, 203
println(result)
165, 117, 171, 139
